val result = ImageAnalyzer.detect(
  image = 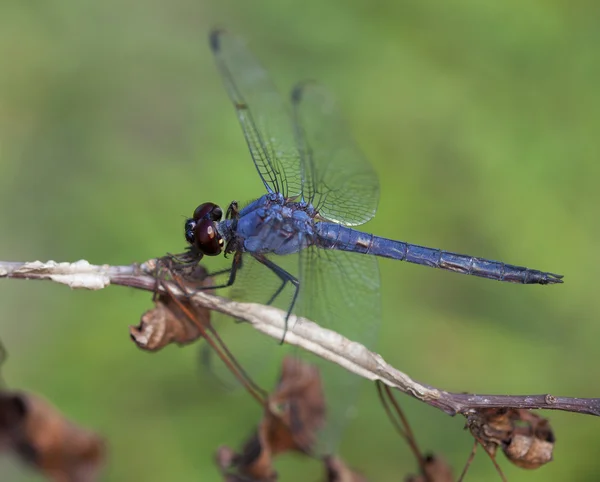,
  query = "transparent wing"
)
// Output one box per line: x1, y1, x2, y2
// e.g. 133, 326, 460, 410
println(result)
201, 248, 381, 457
210, 29, 302, 198
291, 82, 380, 226
295, 246, 381, 455
201, 253, 296, 390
